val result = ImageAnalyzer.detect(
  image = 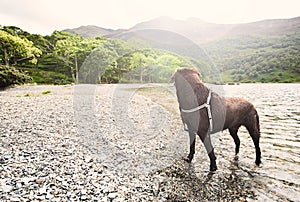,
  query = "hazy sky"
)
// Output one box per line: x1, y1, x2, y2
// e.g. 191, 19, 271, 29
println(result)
1, 0, 299, 35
